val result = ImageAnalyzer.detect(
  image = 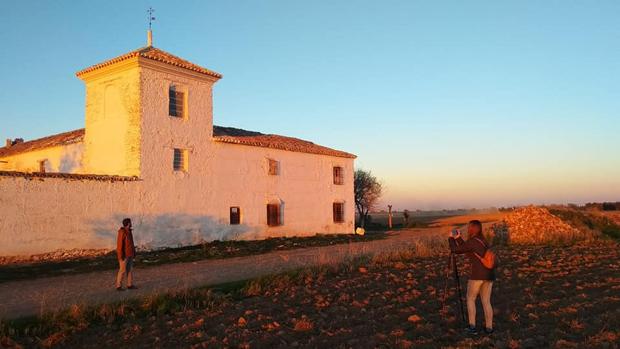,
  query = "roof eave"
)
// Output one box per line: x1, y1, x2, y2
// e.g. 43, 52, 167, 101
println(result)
213, 136, 357, 159
75, 48, 222, 81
